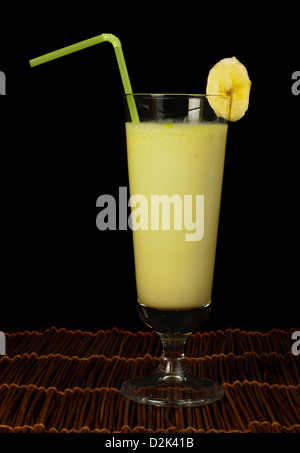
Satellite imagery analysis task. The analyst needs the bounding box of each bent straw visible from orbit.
[29,33,139,122]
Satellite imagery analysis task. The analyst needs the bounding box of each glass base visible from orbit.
[121,303,223,407]
[121,372,224,407]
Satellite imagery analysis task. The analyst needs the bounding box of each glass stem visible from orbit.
[157,333,190,376]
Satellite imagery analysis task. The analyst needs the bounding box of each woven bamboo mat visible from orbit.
[0,327,299,433]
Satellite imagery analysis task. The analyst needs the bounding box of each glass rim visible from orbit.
[124,93,231,99]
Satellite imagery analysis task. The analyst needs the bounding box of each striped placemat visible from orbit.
[0,327,299,433]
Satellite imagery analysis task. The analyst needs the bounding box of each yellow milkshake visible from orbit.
[126,121,228,310]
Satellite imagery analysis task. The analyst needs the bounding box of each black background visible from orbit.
[0,5,299,333]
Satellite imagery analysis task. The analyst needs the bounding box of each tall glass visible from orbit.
[121,94,230,406]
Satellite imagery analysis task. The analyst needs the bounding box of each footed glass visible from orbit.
[121,94,230,406]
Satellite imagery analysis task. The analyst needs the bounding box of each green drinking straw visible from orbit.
[29,33,139,123]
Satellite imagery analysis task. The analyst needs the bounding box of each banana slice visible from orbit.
[206,57,251,122]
